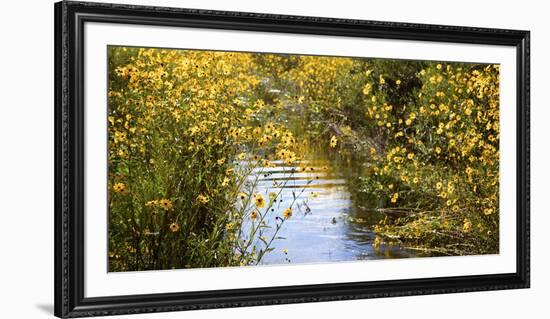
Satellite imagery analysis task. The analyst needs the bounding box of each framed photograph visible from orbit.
[54,1,530,317]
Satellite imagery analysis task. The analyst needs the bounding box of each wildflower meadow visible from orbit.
[107,46,499,271]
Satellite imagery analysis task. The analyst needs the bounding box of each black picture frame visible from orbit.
[54,1,530,317]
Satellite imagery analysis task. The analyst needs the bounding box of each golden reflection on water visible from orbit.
[243,141,415,265]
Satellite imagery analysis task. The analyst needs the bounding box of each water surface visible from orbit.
[245,151,415,265]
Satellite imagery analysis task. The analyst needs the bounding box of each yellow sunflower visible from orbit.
[159,198,173,211]
[113,182,126,194]
[254,194,266,208]
[283,207,292,219]
[169,222,180,232]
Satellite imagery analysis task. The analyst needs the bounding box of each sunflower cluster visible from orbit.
[358,63,500,255]
[107,46,501,272]
[107,47,310,271]
[264,55,500,255]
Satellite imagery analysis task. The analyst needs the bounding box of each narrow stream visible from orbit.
[236,104,418,265]
[245,147,416,265]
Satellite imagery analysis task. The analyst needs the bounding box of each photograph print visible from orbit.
[107,46,500,272]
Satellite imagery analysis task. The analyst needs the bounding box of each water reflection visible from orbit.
[246,150,415,266]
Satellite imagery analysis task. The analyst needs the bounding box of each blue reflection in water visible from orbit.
[242,157,415,266]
